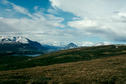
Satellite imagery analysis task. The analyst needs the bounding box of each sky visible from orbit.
[0,0,126,46]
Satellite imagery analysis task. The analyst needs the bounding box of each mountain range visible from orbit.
[0,36,78,56]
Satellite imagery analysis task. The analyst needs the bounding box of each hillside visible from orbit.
[0,45,126,84]
[0,55,31,65]
[1,45,126,71]
[0,54,126,84]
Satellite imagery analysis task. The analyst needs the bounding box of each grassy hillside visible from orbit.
[0,55,31,65]
[1,45,126,71]
[0,54,126,84]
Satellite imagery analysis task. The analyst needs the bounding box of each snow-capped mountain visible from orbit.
[0,36,43,55]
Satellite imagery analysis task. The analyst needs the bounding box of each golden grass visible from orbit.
[0,55,126,84]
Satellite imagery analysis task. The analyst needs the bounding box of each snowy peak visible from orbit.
[0,36,43,55]
[0,36,29,43]
[15,37,28,43]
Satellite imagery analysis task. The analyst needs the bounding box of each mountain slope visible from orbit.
[0,54,126,84]
[0,55,32,65]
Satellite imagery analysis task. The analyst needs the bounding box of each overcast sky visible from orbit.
[0,0,126,46]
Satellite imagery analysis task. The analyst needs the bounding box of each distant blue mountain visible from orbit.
[64,43,78,49]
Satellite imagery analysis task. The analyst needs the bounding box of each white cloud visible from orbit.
[81,41,94,46]
[12,4,31,17]
[0,12,65,35]
[76,41,112,46]
[68,19,98,29]
[94,42,112,46]
[4,0,32,17]
[118,12,126,17]
[50,0,60,8]
[50,0,126,42]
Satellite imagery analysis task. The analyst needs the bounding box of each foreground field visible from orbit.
[0,54,126,84]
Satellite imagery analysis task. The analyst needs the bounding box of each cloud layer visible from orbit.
[50,0,126,42]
